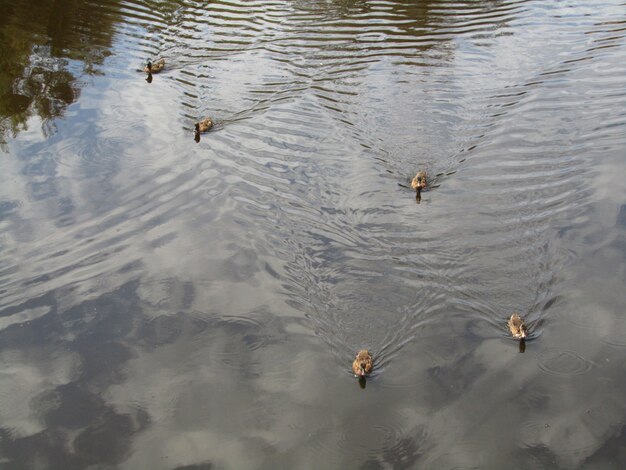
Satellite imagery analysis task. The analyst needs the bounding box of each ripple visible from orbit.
[332,416,409,459]
[423,442,487,469]
[601,319,626,349]
[377,354,441,390]
[537,349,593,377]
[219,315,269,352]
[0,306,50,332]
[347,423,401,450]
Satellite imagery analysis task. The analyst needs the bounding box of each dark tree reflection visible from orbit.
[0,0,119,145]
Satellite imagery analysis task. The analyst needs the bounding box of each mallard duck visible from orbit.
[352,349,373,377]
[411,171,427,191]
[508,313,528,339]
[144,59,165,74]
[195,117,214,134]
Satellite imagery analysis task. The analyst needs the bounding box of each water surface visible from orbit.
[1,0,626,468]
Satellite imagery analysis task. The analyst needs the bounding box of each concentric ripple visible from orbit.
[536,349,594,377]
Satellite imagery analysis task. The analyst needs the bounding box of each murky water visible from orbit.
[1,0,625,468]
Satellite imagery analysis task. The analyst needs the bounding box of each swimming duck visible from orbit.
[508,313,528,339]
[411,171,427,192]
[144,59,165,74]
[195,117,214,134]
[352,349,373,377]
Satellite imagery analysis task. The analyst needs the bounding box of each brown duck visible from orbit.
[352,349,373,377]
[411,171,427,192]
[508,313,528,339]
[195,117,214,134]
[144,59,165,74]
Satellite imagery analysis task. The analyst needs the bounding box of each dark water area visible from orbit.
[1,0,625,468]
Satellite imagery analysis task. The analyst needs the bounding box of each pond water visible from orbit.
[1,0,625,468]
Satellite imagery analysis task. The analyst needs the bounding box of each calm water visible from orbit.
[1,0,626,468]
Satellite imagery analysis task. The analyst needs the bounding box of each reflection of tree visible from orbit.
[0,0,119,147]
[289,0,510,44]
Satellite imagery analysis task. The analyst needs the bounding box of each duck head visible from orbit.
[518,324,528,339]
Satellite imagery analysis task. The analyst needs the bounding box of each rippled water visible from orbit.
[1,0,625,468]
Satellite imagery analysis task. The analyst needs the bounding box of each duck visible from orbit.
[508,313,528,339]
[144,59,165,74]
[352,349,373,377]
[195,117,214,134]
[411,171,427,192]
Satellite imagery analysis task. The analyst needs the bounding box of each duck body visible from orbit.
[352,349,373,377]
[195,117,214,133]
[144,58,165,74]
[411,171,427,191]
[508,313,528,339]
